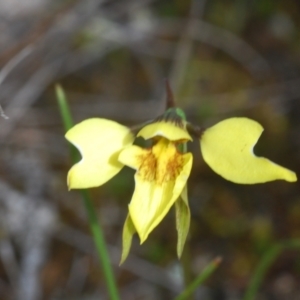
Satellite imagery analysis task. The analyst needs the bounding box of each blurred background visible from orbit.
[0,0,300,299]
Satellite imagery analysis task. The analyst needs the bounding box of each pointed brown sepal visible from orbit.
[165,79,176,109]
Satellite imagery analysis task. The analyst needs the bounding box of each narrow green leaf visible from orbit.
[243,239,300,300]
[175,257,222,300]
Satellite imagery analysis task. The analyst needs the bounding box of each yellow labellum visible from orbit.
[137,121,192,141]
[119,138,193,242]
[66,118,134,189]
[200,117,297,184]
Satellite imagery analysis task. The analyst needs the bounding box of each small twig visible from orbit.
[0,0,77,68]
[0,45,34,120]
[0,46,34,87]
[169,0,207,96]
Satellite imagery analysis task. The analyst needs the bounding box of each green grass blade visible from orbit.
[175,257,222,300]
[243,239,300,300]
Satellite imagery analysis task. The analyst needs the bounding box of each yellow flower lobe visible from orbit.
[65,118,134,189]
[200,117,297,183]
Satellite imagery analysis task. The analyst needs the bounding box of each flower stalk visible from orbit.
[56,85,120,300]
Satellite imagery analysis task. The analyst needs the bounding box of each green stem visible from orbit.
[175,257,222,300]
[243,239,300,300]
[56,85,120,300]
[81,190,120,300]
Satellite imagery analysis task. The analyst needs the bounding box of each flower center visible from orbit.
[137,138,185,185]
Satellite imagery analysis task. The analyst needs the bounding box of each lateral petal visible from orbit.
[200,117,297,184]
[66,118,134,189]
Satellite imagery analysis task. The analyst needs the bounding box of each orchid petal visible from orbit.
[66,118,134,189]
[138,121,192,141]
[200,117,297,184]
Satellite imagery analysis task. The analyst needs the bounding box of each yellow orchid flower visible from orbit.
[65,107,297,263]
